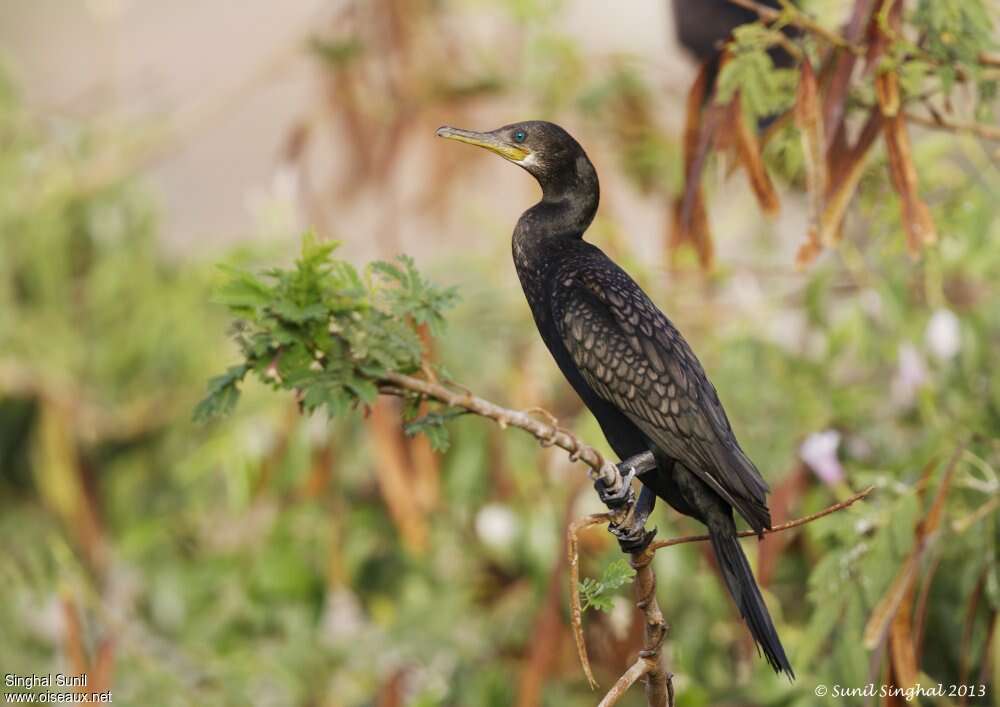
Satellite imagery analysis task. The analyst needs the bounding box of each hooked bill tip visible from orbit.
[436,126,453,138]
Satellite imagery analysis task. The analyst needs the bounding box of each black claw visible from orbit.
[610,523,657,553]
[595,466,635,509]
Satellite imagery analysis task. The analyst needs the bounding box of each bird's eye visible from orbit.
[513,129,527,143]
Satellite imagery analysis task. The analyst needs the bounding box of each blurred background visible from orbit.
[0,1,997,705]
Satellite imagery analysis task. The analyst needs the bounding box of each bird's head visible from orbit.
[436,120,595,197]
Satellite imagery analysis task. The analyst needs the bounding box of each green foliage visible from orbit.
[579,559,635,613]
[913,0,996,68]
[198,237,458,423]
[402,408,468,452]
[716,24,798,121]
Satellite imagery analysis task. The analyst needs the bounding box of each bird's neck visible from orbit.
[512,156,600,267]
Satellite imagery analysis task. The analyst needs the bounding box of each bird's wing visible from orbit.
[551,259,771,531]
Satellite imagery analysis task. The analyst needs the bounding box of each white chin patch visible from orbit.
[516,152,539,169]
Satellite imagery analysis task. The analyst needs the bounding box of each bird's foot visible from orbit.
[610,484,657,553]
[594,451,657,510]
[610,522,657,554]
[594,466,635,510]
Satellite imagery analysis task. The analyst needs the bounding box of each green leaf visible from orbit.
[213,266,273,310]
[716,25,798,122]
[196,235,457,427]
[192,364,249,423]
[579,558,636,613]
[403,409,467,453]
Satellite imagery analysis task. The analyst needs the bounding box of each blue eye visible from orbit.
[513,129,526,143]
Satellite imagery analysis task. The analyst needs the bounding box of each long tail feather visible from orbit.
[709,526,794,678]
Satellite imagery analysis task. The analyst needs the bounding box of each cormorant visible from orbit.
[437,120,793,678]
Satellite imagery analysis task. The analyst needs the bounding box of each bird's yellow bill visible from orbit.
[436,126,530,162]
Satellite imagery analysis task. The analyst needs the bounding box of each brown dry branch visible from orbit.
[378,372,626,494]
[863,448,963,652]
[794,59,827,265]
[377,372,670,704]
[379,371,874,706]
[672,61,718,270]
[649,485,873,551]
[728,94,781,216]
[817,108,883,248]
[569,513,615,690]
[875,1,937,256]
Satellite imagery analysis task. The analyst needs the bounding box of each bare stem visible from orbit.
[903,111,1000,143]
[568,513,613,690]
[649,485,874,551]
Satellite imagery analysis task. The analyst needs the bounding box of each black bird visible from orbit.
[438,120,793,678]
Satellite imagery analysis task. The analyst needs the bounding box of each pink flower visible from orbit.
[891,343,928,408]
[800,430,844,485]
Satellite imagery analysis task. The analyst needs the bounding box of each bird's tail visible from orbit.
[709,525,795,679]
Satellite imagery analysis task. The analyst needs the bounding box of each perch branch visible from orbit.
[570,485,873,699]
[649,485,874,551]
[380,373,874,706]
[379,371,672,705]
[379,371,627,498]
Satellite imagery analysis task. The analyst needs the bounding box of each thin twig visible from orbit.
[568,513,613,690]
[649,485,874,551]
[904,111,1000,142]
[726,0,863,54]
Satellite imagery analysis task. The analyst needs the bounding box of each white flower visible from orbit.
[800,430,843,485]
[892,343,928,408]
[321,589,364,645]
[475,504,518,548]
[925,308,961,361]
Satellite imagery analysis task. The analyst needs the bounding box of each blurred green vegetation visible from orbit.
[1,1,999,705]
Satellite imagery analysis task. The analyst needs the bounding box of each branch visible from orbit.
[727,0,1000,77]
[570,485,873,700]
[379,371,671,705]
[725,0,863,54]
[903,111,1000,143]
[649,485,874,552]
[378,371,628,497]
[381,372,874,705]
